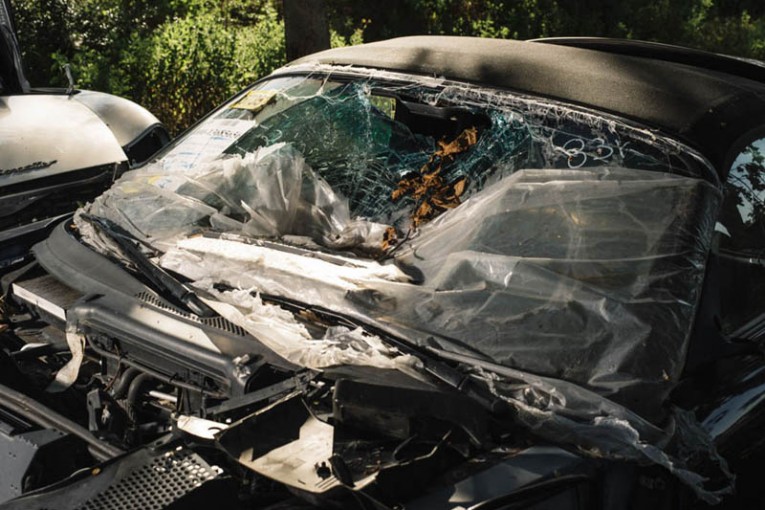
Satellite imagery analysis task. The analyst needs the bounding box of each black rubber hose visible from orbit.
[126,373,155,423]
[111,367,140,400]
[0,381,124,461]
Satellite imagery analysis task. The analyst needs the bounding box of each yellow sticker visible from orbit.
[231,90,277,112]
[369,95,397,120]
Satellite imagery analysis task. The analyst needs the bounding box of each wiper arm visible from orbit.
[82,214,216,318]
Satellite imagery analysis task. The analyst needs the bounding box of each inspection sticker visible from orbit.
[230,90,278,112]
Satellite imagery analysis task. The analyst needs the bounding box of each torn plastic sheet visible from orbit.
[392,167,720,416]
[155,167,727,500]
[224,82,533,227]
[77,73,716,254]
[73,69,728,498]
[434,352,734,504]
[159,167,720,420]
[492,380,734,505]
[74,73,716,252]
[78,142,391,254]
[46,326,86,393]
[195,287,421,375]
[163,236,409,291]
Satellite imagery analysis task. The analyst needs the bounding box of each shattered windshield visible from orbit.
[77,68,721,423]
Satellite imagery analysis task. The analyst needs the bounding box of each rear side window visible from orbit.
[721,137,765,255]
[719,135,765,337]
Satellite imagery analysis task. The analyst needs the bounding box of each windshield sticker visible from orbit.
[160,119,252,173]
[230,90,278,112]
[369,95,397,119]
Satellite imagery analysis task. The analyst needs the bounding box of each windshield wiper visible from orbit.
[82,214,216,318]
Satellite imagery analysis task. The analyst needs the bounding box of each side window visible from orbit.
[721,138,765,254]
[719,136,765,337]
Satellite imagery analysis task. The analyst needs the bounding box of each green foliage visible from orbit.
[122,7,286,133]
[684,10,765,59]
[11,0,291,133]
[233,6,286,84]
[130,14,239,133]
[9,0,765,133]
[330,26,366,48]
[12,0,74,87]
[326,0,565,41]
[329,0,765,60]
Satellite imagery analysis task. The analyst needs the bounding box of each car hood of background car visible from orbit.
[0,92,136,184]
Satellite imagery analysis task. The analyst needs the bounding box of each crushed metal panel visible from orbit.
[218,394,375,494]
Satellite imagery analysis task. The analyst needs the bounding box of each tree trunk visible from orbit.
[283,0,330,62]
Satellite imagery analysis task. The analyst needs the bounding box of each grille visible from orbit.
[77,448,217,510]
[135,291,246,337]
[199,315,247,336]
[135,291,191,318]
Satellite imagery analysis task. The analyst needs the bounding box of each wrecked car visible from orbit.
[0,0,170,268]
[1,35,765,509]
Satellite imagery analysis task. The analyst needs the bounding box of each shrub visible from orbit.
[119,7,286,134]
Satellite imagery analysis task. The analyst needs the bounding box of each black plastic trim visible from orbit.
[69,296,242,398]
[33,222,157,299]
[122,123,171,167]
[0,381,124,461]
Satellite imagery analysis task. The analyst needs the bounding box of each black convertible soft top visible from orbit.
[290,36,765,176]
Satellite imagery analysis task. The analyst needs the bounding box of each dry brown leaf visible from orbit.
[381,226,398,251]
[436,126,478,157]
[387,127,479,238]
[452,176,467,197]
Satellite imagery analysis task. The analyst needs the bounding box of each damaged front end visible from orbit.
[0,66,745,508]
